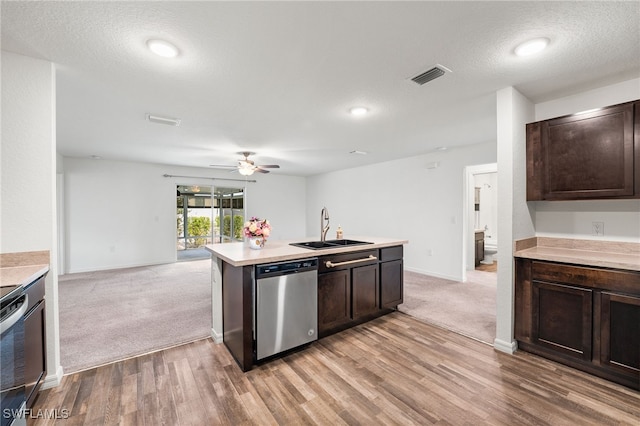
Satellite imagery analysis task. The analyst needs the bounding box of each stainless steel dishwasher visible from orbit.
[255,258,318,360]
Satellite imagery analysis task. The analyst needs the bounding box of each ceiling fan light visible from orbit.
[238,167,254,176]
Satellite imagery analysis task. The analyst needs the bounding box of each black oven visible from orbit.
[1,286,27,426]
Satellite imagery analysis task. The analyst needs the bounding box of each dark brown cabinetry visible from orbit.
[380,246,403,309]
[317,246,404,338]
[318,269,351,334]
[352,264,379,319]
[531,281,592,361]
[23,275,47,408]
[526,99,640,200]
[515,258,640,390]
[317,249,380,337]
[599,292,640,380]
[474,231,484,267]
[221,245,405,371]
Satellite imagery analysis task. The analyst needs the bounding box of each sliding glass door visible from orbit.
[213,187,245,243]
[176,185,245,257]
[176,185,213,252]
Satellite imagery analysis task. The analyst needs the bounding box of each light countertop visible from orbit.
[513,237,640,272]
[0,250,50,288]
[206,236,408,267]
[0,264,50,288]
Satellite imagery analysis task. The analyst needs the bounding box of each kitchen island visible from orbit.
[206,236,408,371]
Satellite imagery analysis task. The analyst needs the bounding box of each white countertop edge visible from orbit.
[205,237,408,267]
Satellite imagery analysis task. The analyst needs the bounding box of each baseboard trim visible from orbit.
[494,338,517,354]
[65,259,178,275]
[211,328,223,344]
[403,266,460,282]
[41,365,64,390]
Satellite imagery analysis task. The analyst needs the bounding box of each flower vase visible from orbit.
[248,237,264,250]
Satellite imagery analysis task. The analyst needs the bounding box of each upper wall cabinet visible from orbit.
[526,100,640,200]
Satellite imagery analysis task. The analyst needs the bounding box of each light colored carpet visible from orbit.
[398,269,496,344]
[59,259,212,373]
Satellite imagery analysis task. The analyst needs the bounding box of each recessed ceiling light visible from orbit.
[514,37,550,57]
[146,39,179,58]
[349,150,368,155]
[434,146,448,151]
[349,107,369,116]
[146,114,181,126]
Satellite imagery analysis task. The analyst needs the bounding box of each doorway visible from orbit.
[463,163,498,281]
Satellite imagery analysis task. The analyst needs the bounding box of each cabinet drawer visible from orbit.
[379,246,403,262]
[318,249,378,273]
[532,261,640,294]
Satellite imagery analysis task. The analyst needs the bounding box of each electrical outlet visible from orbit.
[592,222,604,237]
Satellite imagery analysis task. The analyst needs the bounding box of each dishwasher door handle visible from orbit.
[325,255,377,268]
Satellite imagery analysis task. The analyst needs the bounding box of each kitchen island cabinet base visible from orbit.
[220,245,405,371]
[221,263,253,371]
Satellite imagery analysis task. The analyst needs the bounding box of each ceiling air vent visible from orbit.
[411,64,451,85]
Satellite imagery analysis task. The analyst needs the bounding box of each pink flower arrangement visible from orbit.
[243,217,271,240]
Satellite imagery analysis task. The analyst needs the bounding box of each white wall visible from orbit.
[532,77,640,243]
[62,158,306,272]
[1,51,62,387]
[495,86,535,354]
[306,141,497,281]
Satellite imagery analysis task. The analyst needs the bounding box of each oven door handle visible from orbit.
[0,294,28,334]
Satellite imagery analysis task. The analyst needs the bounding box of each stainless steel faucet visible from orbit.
[320,207,330,241]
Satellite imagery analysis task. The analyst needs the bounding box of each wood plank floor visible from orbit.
[29,312,640,425]
[475,261,497,273]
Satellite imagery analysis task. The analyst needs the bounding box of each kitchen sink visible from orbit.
[290,239,372,250]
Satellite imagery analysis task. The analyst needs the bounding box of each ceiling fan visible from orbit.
[210,151,280,176]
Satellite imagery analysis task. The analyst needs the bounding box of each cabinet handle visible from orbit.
[325,255,377,268]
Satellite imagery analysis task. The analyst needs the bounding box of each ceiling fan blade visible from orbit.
[209,164,236,168]
[254,167,270,173]
[257,164,280,168]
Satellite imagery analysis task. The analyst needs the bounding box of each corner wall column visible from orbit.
[495,86,535,353]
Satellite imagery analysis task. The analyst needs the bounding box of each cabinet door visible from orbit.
[380,260,403,309]
[532,281,592,361]
[600,292,640,379]
[318,270,351,334]
[352,264,379,319]
[25,300,46,409]
[541,102,634,199]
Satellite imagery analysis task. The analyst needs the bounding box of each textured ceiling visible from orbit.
[2,1,639,176]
